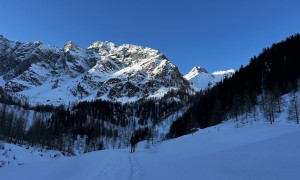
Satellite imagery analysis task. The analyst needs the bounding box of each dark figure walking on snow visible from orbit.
[130,134,136,153]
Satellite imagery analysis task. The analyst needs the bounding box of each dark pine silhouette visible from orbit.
[169,34,300,138]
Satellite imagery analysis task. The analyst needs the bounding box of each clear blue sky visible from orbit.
[1,0,300,74]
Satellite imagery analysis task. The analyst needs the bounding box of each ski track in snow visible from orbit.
[91,149,143,180]
[128,153,143,180]
[128,154,134,180]
[94,151,131,180]
[96,153,120,180]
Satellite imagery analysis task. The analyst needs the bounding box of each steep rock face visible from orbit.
[87,44,189,100]
[184,66,235,90]
[0,35,189,105]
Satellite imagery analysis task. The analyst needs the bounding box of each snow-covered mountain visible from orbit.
[0,35,190,105]
[184,66,235,90]
[0,34,237,106]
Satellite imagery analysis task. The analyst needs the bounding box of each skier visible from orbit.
[130,134,136,153]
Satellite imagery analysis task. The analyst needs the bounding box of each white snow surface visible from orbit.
[212,69,236,75]
[0,143,63,168]
[1,119,299,180]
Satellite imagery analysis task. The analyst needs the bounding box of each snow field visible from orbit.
[0,119,299,180]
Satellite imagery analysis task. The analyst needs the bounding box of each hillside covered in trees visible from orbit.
[169,34,300,137]
[0,88,190,154]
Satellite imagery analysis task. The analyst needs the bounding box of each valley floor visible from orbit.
[0,120,299,180]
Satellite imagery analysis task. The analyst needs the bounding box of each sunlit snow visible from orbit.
[1,118,299,180]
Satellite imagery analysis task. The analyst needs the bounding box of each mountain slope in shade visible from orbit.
[0,35,189,105]
[184,66,235,90]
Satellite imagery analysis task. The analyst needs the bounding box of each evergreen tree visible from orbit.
[288,90,300,124]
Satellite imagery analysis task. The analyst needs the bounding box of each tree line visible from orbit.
[0,87,191,154]
[169,34,300,138]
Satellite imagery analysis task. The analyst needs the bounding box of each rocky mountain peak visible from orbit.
[0,34,5,41]
[88,41,117,55]
[184,66,208,80]
[184,66,235,91]
[192,66,208,73]
[63,41,81,52]
[0,34,9,51]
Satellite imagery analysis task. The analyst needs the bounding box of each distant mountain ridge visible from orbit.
[0,35,233,105]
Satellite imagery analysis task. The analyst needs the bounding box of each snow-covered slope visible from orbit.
[0,143,62,168]
[0,35,189,105]
[1,118,299,180]
[185,66,235,90]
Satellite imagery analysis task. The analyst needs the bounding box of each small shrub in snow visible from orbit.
[67,147,76,156]
[52,153,61,158]
[0,160,6,168]
[0,141,4,150]
[2,150,9,158]
[144,140,151,149]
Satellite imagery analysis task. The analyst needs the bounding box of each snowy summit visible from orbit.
[184,66,235,90]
